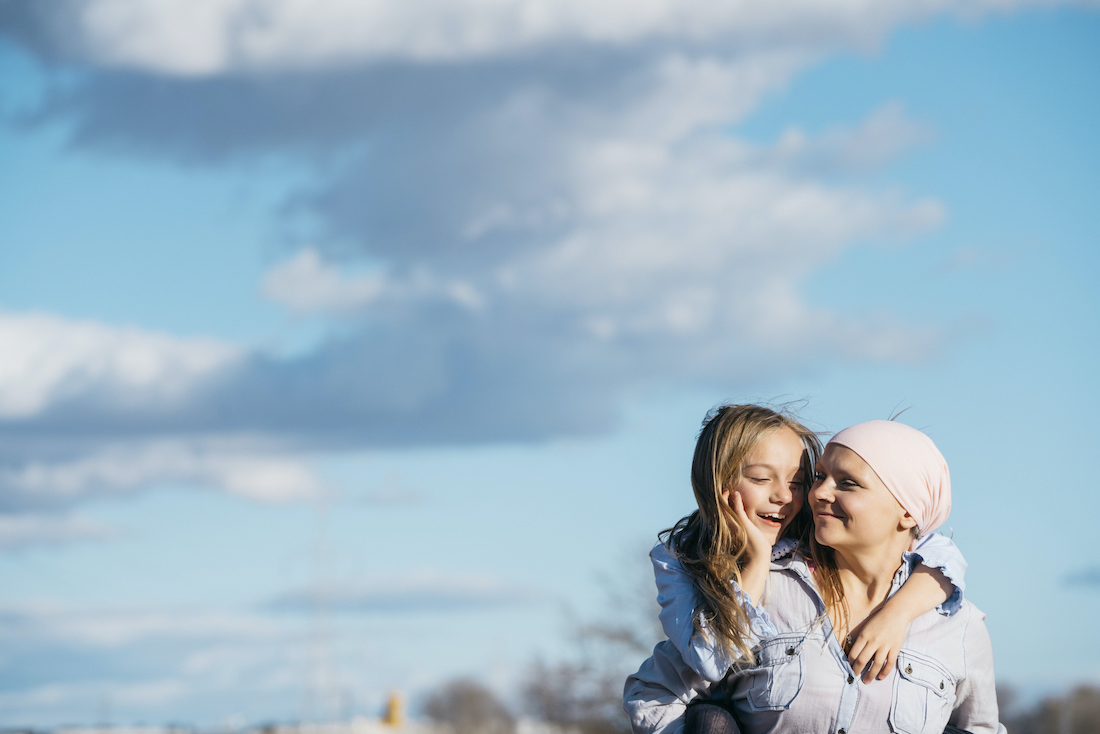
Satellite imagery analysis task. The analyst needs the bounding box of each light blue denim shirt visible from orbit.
[649,534,967,684]
[625,546,1003,734]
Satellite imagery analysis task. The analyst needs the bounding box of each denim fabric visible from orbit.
[625,551,1004,734]
[651,540,788,684]
[650,532,967,684]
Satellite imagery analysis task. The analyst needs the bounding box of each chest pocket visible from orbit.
[745,634,806,711]
[890,649,956,734]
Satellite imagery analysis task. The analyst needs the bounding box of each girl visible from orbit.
[625,406,968,734]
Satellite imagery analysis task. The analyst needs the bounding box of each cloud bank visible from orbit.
[3,0,1084,531]
[0,570,534,723]
[266,571,536,614]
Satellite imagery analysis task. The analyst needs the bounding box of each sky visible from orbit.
[0,0,1099,727]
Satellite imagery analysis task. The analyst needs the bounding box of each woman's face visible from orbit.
[724,426,807,546]
[810,443,915,554]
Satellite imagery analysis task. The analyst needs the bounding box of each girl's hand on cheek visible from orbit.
[730,491,772,562]
[730,491,770,605]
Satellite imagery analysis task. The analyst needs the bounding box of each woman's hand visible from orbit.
[846,609,908,682]
[728,491,770,604]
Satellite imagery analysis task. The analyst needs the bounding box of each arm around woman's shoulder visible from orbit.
[651,543,775,683]
[908,533,968,615]
[950,602,1007,734]
[624,639,712,734]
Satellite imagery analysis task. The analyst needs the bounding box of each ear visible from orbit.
[899,511,918,531]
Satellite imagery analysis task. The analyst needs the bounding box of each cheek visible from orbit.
[731,478,765,510]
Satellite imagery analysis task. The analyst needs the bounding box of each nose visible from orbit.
[810,478,833,505]
[773,481,793,504]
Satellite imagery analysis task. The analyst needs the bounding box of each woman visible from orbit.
[625,420,1003,734]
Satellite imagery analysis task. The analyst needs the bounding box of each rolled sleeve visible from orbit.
[907,533,968,616]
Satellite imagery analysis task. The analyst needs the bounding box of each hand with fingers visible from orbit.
[727,490,773,564]
[846,608,908,682]
[845,564,953,682]
[725,490,772,605]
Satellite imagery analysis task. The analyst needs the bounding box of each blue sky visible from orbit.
[1,0,1099,727]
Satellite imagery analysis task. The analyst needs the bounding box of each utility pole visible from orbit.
[303,493,334,722]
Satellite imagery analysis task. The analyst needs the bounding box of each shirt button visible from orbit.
[847,674,854,684]
[905,665,913,674]
[839,729,846,734]
[787,647,796,655]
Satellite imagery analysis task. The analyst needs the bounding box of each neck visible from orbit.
[825,534,912,636]
[834,547,904,604]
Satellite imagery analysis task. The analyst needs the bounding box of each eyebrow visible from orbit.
[743,463,801,474]
[826,465,865,482]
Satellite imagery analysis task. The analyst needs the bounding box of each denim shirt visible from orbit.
[650,534,967,684]
[624,549,1004,734]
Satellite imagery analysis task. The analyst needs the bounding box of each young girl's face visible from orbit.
[724,426,807,545]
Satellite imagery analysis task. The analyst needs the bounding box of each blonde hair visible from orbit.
[661,404,821,663]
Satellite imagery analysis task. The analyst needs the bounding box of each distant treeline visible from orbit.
[999,685,1100,734]
[421,680,1100,734]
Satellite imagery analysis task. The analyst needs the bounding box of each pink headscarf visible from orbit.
[827,420,951,549]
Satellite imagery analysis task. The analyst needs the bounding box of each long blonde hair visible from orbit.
[661,404,821,663]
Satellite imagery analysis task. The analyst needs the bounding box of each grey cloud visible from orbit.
[12,45,646,162]
[1065,567,1100,588]
[361,473,428,506]
[0,315,624,512]
[766,102,933,177]
[0,320,621,443]
[0,513,116,551]
[0,603,299,725]
[0,606,225,697]
[4,0,1079,77]
[0,3,959,509]
[265,573,536,615]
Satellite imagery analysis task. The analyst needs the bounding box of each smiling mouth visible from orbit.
[757,513,786,527]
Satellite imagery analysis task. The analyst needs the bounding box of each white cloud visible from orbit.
[769,101,932,174]
[41,0,1095,75]
[0,313,322,509]
[0,679,188,710]
[0,601,283,647]
[361,472,427,506]
[0,440,323,507]
[0,601,299,723]
[258,94,944,368]
[262,247,487,315]
[267,570,536,613]
[0,1,996,495]
[0,513,116,550]
[0,311,240,419]
[261,247,385,313]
